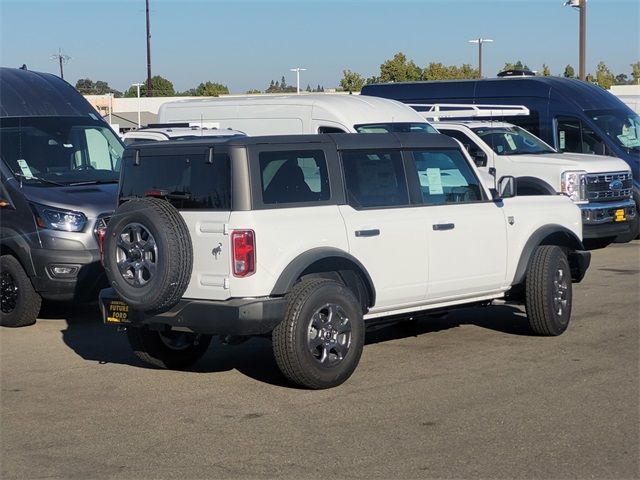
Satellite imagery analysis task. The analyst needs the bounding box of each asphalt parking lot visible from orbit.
[1,241,638,480]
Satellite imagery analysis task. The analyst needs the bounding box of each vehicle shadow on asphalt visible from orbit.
[54,303,532,388]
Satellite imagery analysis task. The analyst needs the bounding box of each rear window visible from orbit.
[119,152,231,210]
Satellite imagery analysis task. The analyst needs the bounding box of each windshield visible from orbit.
[354,122,438,134]
[0,116,124,186]
[471,125,556,156]
[588,109,640,151]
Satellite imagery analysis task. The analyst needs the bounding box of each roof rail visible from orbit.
[409,103,530,121]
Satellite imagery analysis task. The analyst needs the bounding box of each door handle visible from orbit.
[432,223,455,231]
[355,229,380,237]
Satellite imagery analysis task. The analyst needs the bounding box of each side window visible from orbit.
[341,150,409,208]
[83,128,113,169]
[259,150,329,205]
[441,129,487,166]
[318,126,347,134]
[410,149,484,205]
[556,116,607,155]
[506,111,541,138]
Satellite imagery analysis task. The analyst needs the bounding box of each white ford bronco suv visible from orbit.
[419,104,636,250]
[99,133,591,389]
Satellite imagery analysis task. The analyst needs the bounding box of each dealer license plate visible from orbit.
[105,299,131,324]
[614,209,626,222]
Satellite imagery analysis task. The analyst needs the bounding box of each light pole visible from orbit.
[564,0,586,81]
[132,83,144,128]
[468,38,493,78]
[290,67,307,94]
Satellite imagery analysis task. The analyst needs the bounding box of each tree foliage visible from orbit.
[502,60,530,72]
[379,52,422,83]
[541,64,551,76]
[595,61,615,89]
[631,61,640,84]
[75,78,121,97]
[563,65,575,78]
[195,81,229,97]
[421,62,478,80]
[339,69,365,92]
[124,75,175,97]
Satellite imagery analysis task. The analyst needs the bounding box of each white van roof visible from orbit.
[158,94,429,127]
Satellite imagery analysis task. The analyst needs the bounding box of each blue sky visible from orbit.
[1,0,638,93]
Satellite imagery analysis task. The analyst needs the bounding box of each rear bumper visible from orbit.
[99,288,287,336]
[580,199,636,239]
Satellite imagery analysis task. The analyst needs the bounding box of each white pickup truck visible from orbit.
[419,104,636,249]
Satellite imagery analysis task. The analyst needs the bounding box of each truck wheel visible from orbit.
[272,278,364,389]
[525,246,572,336]
[0,255,41,327]
[103,198,192,313]
[127,326,212,369]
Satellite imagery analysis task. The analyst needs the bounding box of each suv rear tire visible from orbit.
[0,255,41,328]
[127,326,212,369]
[103,198,193,313]
[272,278,364,389]
[525,246,572,336]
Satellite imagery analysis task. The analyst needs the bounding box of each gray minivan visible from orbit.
[0,67,124,326]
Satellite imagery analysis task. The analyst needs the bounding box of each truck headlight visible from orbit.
[560,171,587,204]
[31,204,87,232]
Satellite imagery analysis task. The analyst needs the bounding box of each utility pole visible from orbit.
[468,38,493,78]
[565,0,587,81]
[50,49,71,79]
[146,0,153,96]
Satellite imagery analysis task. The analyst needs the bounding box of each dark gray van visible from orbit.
[362,77,640,241]
[0,67,124,327]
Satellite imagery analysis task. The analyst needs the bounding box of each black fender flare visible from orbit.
[516,176,557,195]
[512,224,585,285]
[270,247,376,307]
[0,227,36,277]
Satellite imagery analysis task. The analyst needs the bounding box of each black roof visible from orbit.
[127,133,459,155]
[0,67,97,118]
[361,77,630,112]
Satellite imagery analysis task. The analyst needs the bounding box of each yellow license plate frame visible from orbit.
[105,300,131,324]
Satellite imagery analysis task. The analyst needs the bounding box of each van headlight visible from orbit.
[31,204,87,232]
[560,171,587,204]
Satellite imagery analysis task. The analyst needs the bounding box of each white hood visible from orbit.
[506,152,630,174]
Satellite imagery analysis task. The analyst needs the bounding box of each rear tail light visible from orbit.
[231,230,255,277]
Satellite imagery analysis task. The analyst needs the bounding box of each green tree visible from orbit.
[502,60,529,72]
[595,61,614,89]
[75,78,95,94]
[631,61,640,84]
[614,73,629,85]
[75,78,121,96]
[195,81,229,97]
[124,76,175,97]
[541,64,551,76]
[563,65,575,78]
[246,89,262,94]
[339,69,365,93]
[379,52,422,83]
[421,62,479,80]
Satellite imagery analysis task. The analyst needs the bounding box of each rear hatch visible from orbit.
[119,143,232,301]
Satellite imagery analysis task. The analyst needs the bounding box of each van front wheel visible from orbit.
[0,255,41,328]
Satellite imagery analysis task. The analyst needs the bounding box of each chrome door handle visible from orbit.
[432,223,455,231]
[355,229,380,237]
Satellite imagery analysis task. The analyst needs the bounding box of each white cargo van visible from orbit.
[156,94,437,135]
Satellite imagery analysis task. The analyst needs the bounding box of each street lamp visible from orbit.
[290,67,307,94]
[468,38,493,78]
[564,0,587,81]
[131,83,144,128]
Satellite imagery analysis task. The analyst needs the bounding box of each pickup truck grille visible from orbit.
[586,172,632,202]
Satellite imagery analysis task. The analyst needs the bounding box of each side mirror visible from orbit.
[497,176,517,199]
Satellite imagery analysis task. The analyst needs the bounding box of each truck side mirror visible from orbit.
[497,176,517,199]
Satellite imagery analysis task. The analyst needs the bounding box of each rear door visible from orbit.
[338,148,429,311]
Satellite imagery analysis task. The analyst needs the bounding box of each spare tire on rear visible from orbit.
[103,197,192,313]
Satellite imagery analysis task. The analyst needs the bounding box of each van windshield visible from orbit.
[0,116,124,186]
[354,122,437,134]
[471,125,556,155]
[588,109,640,151]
